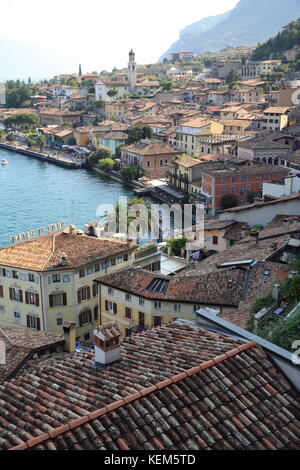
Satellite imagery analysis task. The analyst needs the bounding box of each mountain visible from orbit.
[159,0,300,61]
[252,18,300,60]
[0,39,79,80]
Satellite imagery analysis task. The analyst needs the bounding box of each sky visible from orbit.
[0,0,239,73]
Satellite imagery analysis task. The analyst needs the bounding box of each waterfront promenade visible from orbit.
[0,142,86,169]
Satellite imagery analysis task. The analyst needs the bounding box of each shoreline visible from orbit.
[0,142,85,169]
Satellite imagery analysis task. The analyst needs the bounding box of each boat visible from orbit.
[1,159,8,165]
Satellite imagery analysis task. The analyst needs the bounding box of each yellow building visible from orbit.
[168,157,203,194]
[175,118,224,156]
[95,266,243,337]
[0,226,135,342]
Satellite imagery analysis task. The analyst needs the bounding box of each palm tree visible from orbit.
[106,197,159,244]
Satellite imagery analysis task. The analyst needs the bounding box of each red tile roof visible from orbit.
[0,326,64,383]
[96,267,245,307]
[8,335,300,451]
[0,230,134,271]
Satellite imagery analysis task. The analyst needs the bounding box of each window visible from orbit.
[93,283,99,297]
[147,161,150,167]
[77,286,91,303]
[52,274,61,283]
[213,236,218,245]
[0,269,6,277]
[14,312,21,319]
[154,301,161,310]
[123,254,129,262]
[111,258,116,266]
[193,304,201,313]
[62,274,70,283]
[0,286,3,298]
[26,315,40,330]
[154,316,162,327]
[79,309,92,327]
[95,263,100,272]
[79,268,85,278]
[12,271,19,279]
[49,293,67,307]
[230,186,235,193]
[174,303,181,312]
[139,297,145,306]
[160,160,163,166]
[125,307,132,319]
[108,287,114,296]
[57,317,63,326]
[84,333,90,341]
[9,288,23,302]
[86,267,94,275]
[25,291,40,306]
[105,300,117,314]
[125,293,131,302]
[29,273,35,283]
[221,187,226,193]
[139,312,145,327]
[94,305,99,321]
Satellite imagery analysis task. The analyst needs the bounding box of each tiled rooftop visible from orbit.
[96,267,245,307]
[0,322,246,449]
[0,326,64,383]
[6,327,300,451]
[0,229,133,271]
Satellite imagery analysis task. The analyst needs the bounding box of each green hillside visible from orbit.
[252,19,300,61]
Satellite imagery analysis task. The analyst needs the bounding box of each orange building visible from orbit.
[120,140,178,179]
[201,165,289,215]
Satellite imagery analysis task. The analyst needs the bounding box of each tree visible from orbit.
[86,146,112,166]
[220,194,239,210]
[36,135,46,152]
[107,88,118,99]
[127,126,153,144]
[120,165,144,182]
[226,69,241,88]
[161,81,173,91]
[98,158,115,172]
[167,237,187,257]
[3,113,40,131]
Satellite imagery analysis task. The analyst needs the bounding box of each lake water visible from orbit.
[0,148,134,247]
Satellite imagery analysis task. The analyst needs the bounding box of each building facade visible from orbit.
[0,227,135,342]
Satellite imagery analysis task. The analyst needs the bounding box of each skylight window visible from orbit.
[147,278,169,294]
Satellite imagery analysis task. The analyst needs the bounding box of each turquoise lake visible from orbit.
[0,148,134,247]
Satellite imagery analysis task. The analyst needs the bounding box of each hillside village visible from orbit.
[0,18,300,452]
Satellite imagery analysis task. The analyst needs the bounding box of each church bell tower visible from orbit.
[128,49,137,93]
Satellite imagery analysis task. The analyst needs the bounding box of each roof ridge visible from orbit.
[41,232,57,271]
[9,341,257,451]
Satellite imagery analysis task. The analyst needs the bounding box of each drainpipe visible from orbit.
[37,272,46,331]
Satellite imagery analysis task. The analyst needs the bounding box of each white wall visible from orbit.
[220,199,300,226]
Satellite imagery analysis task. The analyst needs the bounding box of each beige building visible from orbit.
[95,266,244,336]
[0,227,135,342]
[175,118,224,156]
[262,107,290,131]
[39,108,82,126]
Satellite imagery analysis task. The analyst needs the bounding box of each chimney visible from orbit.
[272,284,281,305]
[167,243,172,257]
[69,225,76,235]
[94,321,122,368]
[63,321,76,353]
[250,230,259,246]
[127,237,133,249]
[271,242,278,251]
[61,253,68,266]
